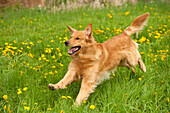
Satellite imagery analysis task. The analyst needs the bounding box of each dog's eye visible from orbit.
[76,37,80,40]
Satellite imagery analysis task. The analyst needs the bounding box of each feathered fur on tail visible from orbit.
[123,12,149,38]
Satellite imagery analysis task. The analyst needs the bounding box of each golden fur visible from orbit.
[48,12,149,106]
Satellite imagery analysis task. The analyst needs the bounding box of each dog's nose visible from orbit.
[65,41,69,46]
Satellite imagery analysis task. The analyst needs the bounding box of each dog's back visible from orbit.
[101,13,149,73]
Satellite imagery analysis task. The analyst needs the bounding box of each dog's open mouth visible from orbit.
[68,46,81,55]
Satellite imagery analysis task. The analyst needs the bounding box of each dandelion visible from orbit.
[55,71,58,73]
[34,103,38,105]
[56,48,61,52]
[52,66,56,68]
[3,95,7,100]
[30,42,34,45]
[59,63,63,67]
[48,108,52,110]
[139,36,146,43]
[167,97,169,102]
[138,78,142,81]
[60,110,64,113]
[83,100,86,103]
[140,52,144,54]
[90,105,96,109]
[23,87,28,91]
[59,53,62,57]
[52,55,55,59]
[24,106,30,111]
[67,96,72,99]
[79,25,82,28]
[4,105,6,109]
[62,96,67,99]
[20,71,23,75]
[106,28,110,31]
[125,11,130,16]
[49,71,54,75]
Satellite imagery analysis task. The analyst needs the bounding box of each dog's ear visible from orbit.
[85,23,92,38]
[67,25,76,35]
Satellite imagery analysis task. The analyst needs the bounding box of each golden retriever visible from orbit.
[48,12,149,106]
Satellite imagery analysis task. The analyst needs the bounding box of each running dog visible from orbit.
[49,12,149,106]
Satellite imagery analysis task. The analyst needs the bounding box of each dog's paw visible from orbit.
[48,84,56,90]
[48,83,66,90]
[72,102,80,109]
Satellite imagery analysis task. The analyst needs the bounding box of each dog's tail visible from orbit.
[123,12,149,38]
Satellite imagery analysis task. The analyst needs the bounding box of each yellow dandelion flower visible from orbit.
[59,63,63,67]
[83,100,86,103]
[34,103,38,105]
[48,108,52,110]
[30,42,34,45]
[139,36,146,43]
[138,78,142,81]
[140,52,144,54]
[23,87,28,91]
[52,66,56,68]
[62,96,67,99]
[167,97,169,102]
[106,28,110,31]
[90,105,96,109]
[20,71,23,75]
[153,58,157,61]
[67,96,72,99]
[52,55,55,59]
[3,95,7,100]
[56,48,60,52]
[79,25,82,28]
[49,71,53,75]
[17,90,22,95]
[125,11,130,16]
[59,53,62,57]
[60,110,64,113]
[4,105,6,109]
[24,106,30,111]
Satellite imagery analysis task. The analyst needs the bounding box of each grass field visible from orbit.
[0,1,169,113]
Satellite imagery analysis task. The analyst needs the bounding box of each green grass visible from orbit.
[0,1,169,113]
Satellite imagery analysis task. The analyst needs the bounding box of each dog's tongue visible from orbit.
[68,47,77,54]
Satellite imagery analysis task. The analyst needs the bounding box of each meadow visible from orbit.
[0,1,169,113]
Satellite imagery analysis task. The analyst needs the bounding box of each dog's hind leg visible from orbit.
[119,59,135,73]
[138,59,146,72]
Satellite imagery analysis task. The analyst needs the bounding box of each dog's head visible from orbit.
[65,23,95,55]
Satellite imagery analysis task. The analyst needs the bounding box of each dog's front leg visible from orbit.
[48,69,77,90]
[74,77,97,106]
